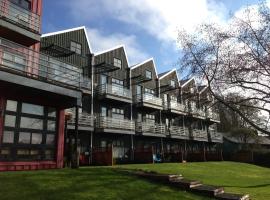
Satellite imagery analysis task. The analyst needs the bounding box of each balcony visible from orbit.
[206,111,220,122]
[0,0,40,44]
[134,94,163,110]
[192,129,208,141]
[0,37,83,101]
[209,129,223,143]
[189,105,206,119]
[135,122,167,137]
[169,125,189,139]
[165,99,187,115]
[95,116,135,134]
[67,112,95,131]
[96,84,132,103]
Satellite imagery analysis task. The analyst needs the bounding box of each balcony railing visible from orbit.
[168,100,186,113]
[190,105,206,118]
[192,129,208,139]
[209,129,223,141]
[0,37,83,89]
[0,0,40,33]
[136,122,166,135]
[169,125,188,137]
[135,94,163,107]
[96,116,135,131]
[68,112,95,127]
[96,84,132,99]
[206,111,220,121]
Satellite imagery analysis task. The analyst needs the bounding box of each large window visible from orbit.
[0,100,57,162]
[70,41,82,55]
[11,0,31,10]
[113,58,122,69]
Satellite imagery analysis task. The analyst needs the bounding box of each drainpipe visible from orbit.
[90,53,95,165]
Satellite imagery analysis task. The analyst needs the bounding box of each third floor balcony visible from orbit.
[164,99,187,115]
[0,0,41,44]
[96,84,132,103]
[134,94,163,110]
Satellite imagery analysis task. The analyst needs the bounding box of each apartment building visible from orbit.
[0,0,84,171]
[0,0,222,170]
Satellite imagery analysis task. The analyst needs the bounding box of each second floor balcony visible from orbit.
[67,111,95,131]
[0,37,84,100]
[209,129,223,143]
[95,116,135,134]
[135,121,167,137]
[192,129,208,142]
[134,94,163,110]
[169,125,189,139]
[96,84,132,103]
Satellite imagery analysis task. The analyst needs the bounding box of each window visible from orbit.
[70,41,82,55]
[2,131,14,144]
[6,100,17,112]
[145,70,152,79]
[170,80,176,88]
[46,134,55,145]
[47,120,56,131]
[18,132,31,144]
[11,0,31,10]
[2,100,58,162]
[136,85,142,95]
[112,78,124,86]
[101,107,107,117]
[2,52,26,71]
[22,103,44,116]
[112,108,124,119]
[100,75,107,85]
[145,88,155,95]
[113,58,122,69]
[4,115,16,127]
[20,117,43,130]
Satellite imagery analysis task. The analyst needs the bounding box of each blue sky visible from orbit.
[42,0,262,74]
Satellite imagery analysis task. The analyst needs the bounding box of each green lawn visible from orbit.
[120,161,270,200]
[0,167,212,200]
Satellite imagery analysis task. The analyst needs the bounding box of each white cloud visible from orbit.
[86,28,149,65]
[68,0,228,44]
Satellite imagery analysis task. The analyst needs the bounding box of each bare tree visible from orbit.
[178,2,270,135]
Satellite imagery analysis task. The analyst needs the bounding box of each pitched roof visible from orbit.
[130,58,159,78]
[41,26,92,53]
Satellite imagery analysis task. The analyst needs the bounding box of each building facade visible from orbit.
[0,1,222,170]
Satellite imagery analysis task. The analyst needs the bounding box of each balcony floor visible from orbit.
[95,128,135,135]
[98,94,132,104]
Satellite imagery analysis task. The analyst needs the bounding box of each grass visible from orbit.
[0,167,212,200]
[120,161,270,200]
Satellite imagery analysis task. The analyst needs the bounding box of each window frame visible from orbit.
[70,41,82,55]
[145,70,152,79]
[113,58,122,69]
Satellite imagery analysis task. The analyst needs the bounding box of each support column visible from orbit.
[89,131,93,165]
[56,109,65,168]
[203,142,206,161]
[72,106,79,169]
[161,137,164,161]
[130,135,134,162]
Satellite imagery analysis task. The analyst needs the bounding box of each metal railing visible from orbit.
[0,37,82,89]
[190,105,206,118]
[136,122,166,135]
[135,94,163,107]
[96,84,132,99]
[169,125,188,137]
[68,112,95,127]
[192,129,208,139]
[169,99,186,113]
[209,129,223,141]
[0,0,40,33]
[96,116,135,131]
